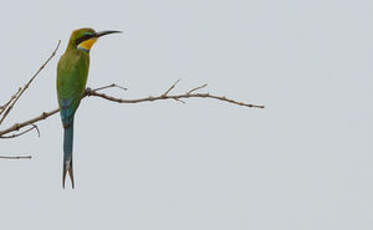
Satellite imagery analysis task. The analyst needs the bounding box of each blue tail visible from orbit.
[63,123,74,189]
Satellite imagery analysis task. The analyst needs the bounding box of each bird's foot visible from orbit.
[84,87,93,96]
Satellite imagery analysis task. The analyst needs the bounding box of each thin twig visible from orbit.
[0,155,32,160]
[0,40,61,125]
[187,83,208,94]
[0,123,40,139]
[162,79,181,96]
[174,98,186,104]
[91,83,127,93]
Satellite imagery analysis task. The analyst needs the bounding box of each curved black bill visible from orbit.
[95,30,122,38]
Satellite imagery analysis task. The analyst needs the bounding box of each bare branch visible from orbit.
[0,40,61,125]
[0,108,59,137]
[0,155,32,160]
[0,82,264,137]
[87,89,265,108]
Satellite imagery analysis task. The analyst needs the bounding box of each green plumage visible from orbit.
[57,28,94,189]
[57,29,92,118]
[57,43,90,122]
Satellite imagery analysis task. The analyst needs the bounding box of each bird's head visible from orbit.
[68,28,121,52]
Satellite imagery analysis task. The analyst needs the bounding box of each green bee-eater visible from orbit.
[57,28,121,188]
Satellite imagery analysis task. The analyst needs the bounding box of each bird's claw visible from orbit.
[84,87,93,96]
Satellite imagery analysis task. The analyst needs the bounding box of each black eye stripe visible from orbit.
[75,34,95,45]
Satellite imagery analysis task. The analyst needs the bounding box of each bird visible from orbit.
[57,28,121,188]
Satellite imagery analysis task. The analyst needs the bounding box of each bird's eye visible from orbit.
[83,32,93,36]
[75,34,93,46]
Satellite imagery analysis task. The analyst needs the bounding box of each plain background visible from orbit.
[0,1,372,229]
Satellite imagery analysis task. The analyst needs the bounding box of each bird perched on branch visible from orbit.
[57,28,121,188]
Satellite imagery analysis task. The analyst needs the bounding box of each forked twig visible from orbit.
[0,40,61,125]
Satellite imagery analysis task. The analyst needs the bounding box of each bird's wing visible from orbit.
[57,52,89,127]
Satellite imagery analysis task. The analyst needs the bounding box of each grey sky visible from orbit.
[0,1,372,229]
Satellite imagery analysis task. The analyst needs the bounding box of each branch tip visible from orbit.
[187,84,208,94]
[162,79,181,96]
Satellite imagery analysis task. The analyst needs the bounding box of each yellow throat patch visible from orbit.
[78,38,97,51]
